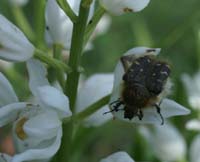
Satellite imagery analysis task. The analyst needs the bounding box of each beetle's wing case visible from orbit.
[122,56,154,84]
[146,61,171,96]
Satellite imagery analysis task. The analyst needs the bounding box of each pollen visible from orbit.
[15,117,28,140]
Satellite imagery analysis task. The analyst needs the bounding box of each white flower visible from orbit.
[99,0,150,16]
[93,15,111,37]
[182,72,200,110]
[110,47,190,125]
[9,0,29,6]
[0,59,71,162]
[190,134,200,162]
[186,119,200,131]
[76,74,114,127]
[182,72,200,131]
[141,123,186,161]
[0,15,34,62]
[0,153,12,162]
[45,0,94,50]
[100,151,135,162]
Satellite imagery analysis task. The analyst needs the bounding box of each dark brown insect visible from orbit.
[105,54,171,124]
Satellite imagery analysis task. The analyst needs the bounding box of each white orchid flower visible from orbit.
[76,74,114,127]
[100,151,135,162]
[110,47,190,125]
[0,59,71,162]
[190,134,200,162]
[182,71,200,110]
[92,15,111,38]
[186,119,200,131]
[9,0,29,6]
[182,72,200,131]
[141,123,186,161]
[99,0,150,16]
[45,0,95,50]
[0,153,12,162]
[0,15,34,62]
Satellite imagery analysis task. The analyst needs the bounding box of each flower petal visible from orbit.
[0,102,27,127]
[45,0,95,49]
[76,74,114,127]
[0,15,34,62]
[45,0,73,49]
[0,72,18,106]
[100,151,135,162]
[186,119,200,131]
[99,0,150,15]
[12,126,62,162]
[37,85,71,118]
[146,123,186,161]
[0,153,12,162]
[160,99,191,118]
[26,59,49,97]
[190,135,200,162]
[112,98,190,125]
[182,73,200,110]
[24,111,61,140]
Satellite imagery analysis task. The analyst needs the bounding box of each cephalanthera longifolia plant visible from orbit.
[0,0,192,162]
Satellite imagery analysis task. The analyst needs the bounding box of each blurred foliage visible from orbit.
[0,0,200,161]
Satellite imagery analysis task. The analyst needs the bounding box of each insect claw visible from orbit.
[154,104,164,125]
[103,108,117,115]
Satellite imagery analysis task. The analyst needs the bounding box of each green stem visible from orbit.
[11,6,35,42]
[65,3,90,112]
[84,6,105,47]
[63,94,111,123]
[195,25,200,67]
[53,44,65,88]
[34,49,72,73]
[176,158,188,162]
[33,0,45,48]
[57,2,90,162]
[56,0,78,23]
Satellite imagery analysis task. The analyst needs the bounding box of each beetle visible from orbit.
[105,54,171,125]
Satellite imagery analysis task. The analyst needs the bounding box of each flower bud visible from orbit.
[9,0,29,6]
[0,15,34,62]
[100,151,135,162]
[99,0,150,15]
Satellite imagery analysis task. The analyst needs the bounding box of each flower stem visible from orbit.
[84,6,105,47]
[65,2,90,112]
[11,5,35,42]
[56,0,78,23]
[58,2,90,162]
[34,49,72,73]
[48,44,65,88]
[63,94,111,123]
[33,0,45,48]
[195,25,200,67]
[176,158,188,162]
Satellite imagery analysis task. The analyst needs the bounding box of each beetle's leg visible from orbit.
[109,98,121,106]
[104,100,124,115]
[154,104,164,125]
[137,109,143,120]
